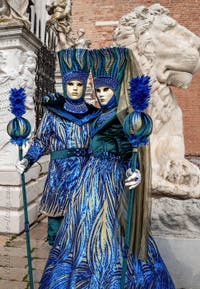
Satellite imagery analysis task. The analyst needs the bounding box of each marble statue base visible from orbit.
[0,155,49,234]
[152,195,200,289]
[155,236,200,289]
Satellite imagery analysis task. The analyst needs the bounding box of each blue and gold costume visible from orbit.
[24,49,99,245]
[38,48,175,288]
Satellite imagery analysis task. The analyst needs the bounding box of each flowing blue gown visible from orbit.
[38,107,175,289]
[25,110,90,216]
[24,95,98,217]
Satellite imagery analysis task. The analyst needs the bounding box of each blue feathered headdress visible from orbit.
[58,48,90,98]
[90,47,129,99]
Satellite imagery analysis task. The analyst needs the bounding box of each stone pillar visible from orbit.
[0,25,49,234]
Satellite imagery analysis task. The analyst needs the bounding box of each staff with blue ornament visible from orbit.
[121,75,153,289]
[7,88,34,289]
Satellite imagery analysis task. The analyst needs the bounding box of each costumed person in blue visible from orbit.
[16,48,99,246]
[38,47,175,288]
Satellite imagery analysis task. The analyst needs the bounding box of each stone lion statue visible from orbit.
[113,4,200,198]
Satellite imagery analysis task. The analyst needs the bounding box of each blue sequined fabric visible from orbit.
[64,98,88,114]
[25,110,90,216]
[63,71,88,86]
[39,155,175,288]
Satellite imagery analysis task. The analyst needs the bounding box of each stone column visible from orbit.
[0,25,49,234]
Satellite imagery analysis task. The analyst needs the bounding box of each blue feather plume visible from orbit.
[128,75,151,112]
[9,88,26,118]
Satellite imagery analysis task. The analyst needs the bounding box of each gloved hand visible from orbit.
[125,168,141,190]
[16,158,29,174]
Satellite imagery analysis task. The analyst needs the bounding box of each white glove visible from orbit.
[125,168,141,190]
[16,158,29,174]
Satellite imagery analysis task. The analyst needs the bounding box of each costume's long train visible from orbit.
[39,155,175,289]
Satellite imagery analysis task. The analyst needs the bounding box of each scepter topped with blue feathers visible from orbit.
[123,75,153,147]
[7,88,31,146]
[6,87,34,289]
[121,75,153,289]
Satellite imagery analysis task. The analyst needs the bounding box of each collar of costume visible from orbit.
[42,92,99,125]
[64,95,88,114]
[90,106,117,137]
[42,92,65,106]
[46,104,100,126]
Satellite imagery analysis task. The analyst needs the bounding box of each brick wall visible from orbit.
[72,0,200,155]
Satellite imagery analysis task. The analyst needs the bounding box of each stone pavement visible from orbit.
[0,215,50,289]
[0,213,198,289]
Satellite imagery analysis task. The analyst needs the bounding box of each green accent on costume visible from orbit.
[120,152,138,289]
[50,148,88,160]
[47,217,63,246]
[91,116,132,164]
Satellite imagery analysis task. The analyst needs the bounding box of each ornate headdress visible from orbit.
[58,48,90,98]
[89,47,129,100]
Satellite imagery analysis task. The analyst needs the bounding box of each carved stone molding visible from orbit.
[0,25,42,51]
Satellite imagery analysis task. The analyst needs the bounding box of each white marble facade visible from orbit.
[0,1,71,235]
[0,25,49,234]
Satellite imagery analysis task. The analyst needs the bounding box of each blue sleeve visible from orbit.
[24,111,52,168]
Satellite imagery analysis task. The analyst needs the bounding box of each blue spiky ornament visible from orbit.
[7,88,31,146]
[123,75,153,147]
